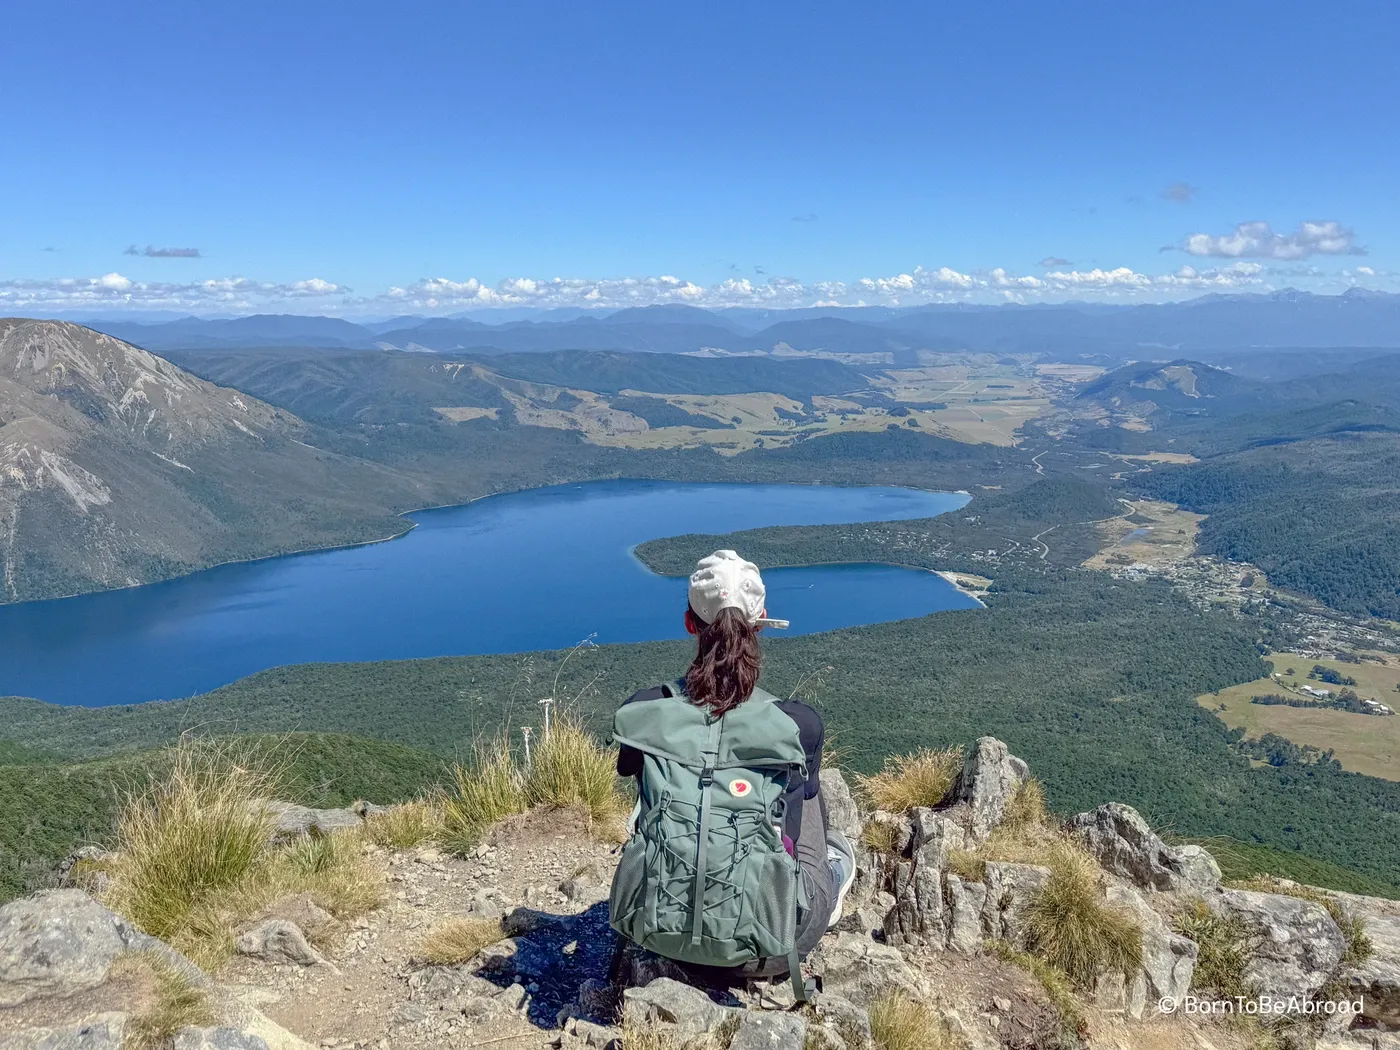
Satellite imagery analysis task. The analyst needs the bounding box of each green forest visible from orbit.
[1134,430,1400,618]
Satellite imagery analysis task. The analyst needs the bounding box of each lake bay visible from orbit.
[0,480,975,706]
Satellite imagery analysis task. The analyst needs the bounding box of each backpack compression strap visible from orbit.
[690,713,722,946]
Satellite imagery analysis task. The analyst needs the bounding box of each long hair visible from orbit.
[685,606,762,717]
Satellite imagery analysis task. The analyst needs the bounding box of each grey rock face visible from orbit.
[813,993,872,1050]
[820,769,862,844]
[260,801,362,839]
[882,861,944,948]
[808,932,928,1007]
[1104,883,1197,1019]
[1170,844,1223,892]
[1215,888,1346,998]
[0,891,156,1007]
[945,875,986,954]
[0,1013,127,1049]
[234,921,329,969]
[955,737,1029,843]
[621,978,733,1038]
[173,1028,273,1050]
[1066,803,1219,892]
[980,862,1050,948]
[1339,912,1400,1028]
[908,809,966,868]
[728,1011,808,1050]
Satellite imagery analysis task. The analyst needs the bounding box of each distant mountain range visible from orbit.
[78,289,1400,358]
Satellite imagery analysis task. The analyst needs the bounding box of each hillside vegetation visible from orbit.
[7,567,1400,896]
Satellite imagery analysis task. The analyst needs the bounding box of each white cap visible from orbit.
[687,550,789,629]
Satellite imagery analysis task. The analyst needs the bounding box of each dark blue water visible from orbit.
[0,481,974,707]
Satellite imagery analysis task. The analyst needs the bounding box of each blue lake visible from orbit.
[0,481,975,707]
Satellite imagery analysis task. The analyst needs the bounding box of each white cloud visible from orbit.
[8,255,1390,317]
[0,273,347,311]
[1183,220,1364,260]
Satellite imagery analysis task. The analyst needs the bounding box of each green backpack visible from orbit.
[609,681,810,999]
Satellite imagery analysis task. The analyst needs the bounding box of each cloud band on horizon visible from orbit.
[0,258,1388,315]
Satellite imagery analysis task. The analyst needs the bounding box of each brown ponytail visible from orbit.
[685,606,762,717]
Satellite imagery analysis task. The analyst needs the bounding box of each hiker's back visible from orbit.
[609,683,807,976]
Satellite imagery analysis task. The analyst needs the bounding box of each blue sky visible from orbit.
[2,1,1395,315]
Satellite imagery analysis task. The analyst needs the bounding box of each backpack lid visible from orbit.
[614,682,807,775]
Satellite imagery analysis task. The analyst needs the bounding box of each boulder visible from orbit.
[1214,888,1346,999]
[621,978,734,1038]
[908,809,967,867]
[728,1011,808,1050]
[173,1029,273,1050]
[808,932,929,1007]
[0,890,171,1007]
[260,801,361,839]
[980,862,1050,948]
[820,769,862,843]
[234,921,331,969]
[1066,803,1219,892]
[813,993,872,1050]
[0,1012,127,1049]
[955,738,1029,843]
[945,875,986,953]
[1338,912,1400,1028]
[1171,844,1222,892]
[1104,883,1197,1019]
[882,861,944,948]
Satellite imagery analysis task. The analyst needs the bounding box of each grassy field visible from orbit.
[1197,654,1400,781]
[455,360,1059,454]
[1082,499,1203,571]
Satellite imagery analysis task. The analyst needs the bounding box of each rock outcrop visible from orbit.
[955,737,1030,844]
[0,890,313,1049]
[1338,910,1400,1028]
[1212,888,1347,999]
[1066,802,1221,892]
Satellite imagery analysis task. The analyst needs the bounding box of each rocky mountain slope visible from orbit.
[0,319,426,603]
[3,739,1396,1050]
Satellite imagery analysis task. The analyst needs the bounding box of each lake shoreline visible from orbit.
[0,480,977,707]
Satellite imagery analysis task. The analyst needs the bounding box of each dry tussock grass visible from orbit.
[112,951,214,1050]
[525,715,630,840]
[363,800,442,850]
[1172,898,1257,1000]
[442,716,629,854]
[869,993,963,1050]
[1024,839,1142,986]
[856,746,963,813]
[102,743,384,970]
[441,736,528,854]
[419,916,504,966]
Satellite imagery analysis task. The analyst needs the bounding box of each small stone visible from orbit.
[992,997,1011,1013]
[392,1001,428,1025]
